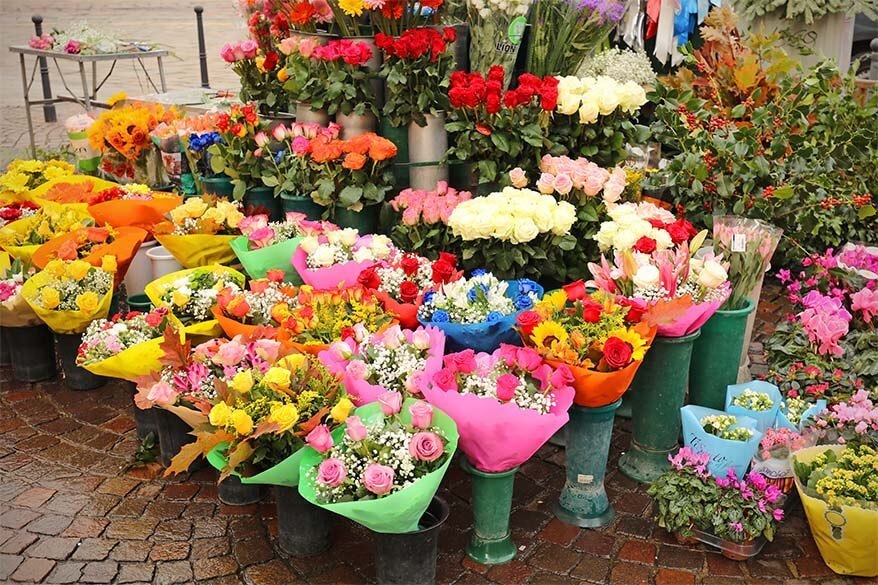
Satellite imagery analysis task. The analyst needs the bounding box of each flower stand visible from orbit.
[461,459,518,565]
[619,330,701,483]
[55,332,107,391]
[218,475,262,505]
[373,496,449,584]
[6,325,56,383]
[274,486,332,556]
[555,399,621,527]
[688,299,756,410]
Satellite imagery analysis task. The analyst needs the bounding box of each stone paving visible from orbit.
[0,283,873,585]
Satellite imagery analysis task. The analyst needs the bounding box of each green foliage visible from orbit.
[647,466,720,538]
[379,49,453,128]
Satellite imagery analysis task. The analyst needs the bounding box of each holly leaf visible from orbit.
[645,296,695,327]
[158,326,191,369]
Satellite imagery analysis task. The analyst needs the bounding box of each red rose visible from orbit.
[581,299,603,323]
[603,337,633,370]
[665,219,697,245]
[562,280,587,301]
[357,266,380,289]
[634,236,657,254]
[340,327,355,340]
[431,260,454,284]
[400,254,420,276]
[438,252,457,268]
[263,51,279,71]
[144,310,164,328]
[647,218,666,230]
[399,281,420,303]
[516,310,541,335]
[443,27,457,42]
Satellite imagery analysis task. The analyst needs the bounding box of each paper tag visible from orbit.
[577,474,594,485]
[732,233,747,252]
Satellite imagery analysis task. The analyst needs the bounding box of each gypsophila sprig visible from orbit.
[156,269,244,324]
[215,278,298,327]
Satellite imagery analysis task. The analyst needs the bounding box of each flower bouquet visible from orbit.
[750,428,808,495]
[31,226,147,289]
[386,183,472,258]
[0,201,40,229]
[276,286,395,355]
[76,306,182,380]
[0,159,75,201]
[212,276,299,338]
[144,266,245,337]
[680,406,762,480]
[776,388,827,432]
[518,285,654,407]
[64,113,101,173]
[298,396,459,533]
[230,212,335,283]
[86,184,182,234]
[725,381,782,432]
[465,0,531,79]
[153,196,244,267]
[291,231,395,289]
[0,260,40,327]
[357,251,461,328]
[0,200,92,262]
[447,186,577,281]
[417,270,543,353]
[712,216,783,310]
[21,258,115,334]
[423,344,574,472]
[318,324,445,405]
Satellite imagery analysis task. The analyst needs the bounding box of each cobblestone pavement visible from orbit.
[1,284,874,585]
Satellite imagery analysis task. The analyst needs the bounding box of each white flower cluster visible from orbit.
[557,75,648,124]
[579,48,657,88]
[79,313,161,364]
[782,397,810,425]
[239,284,296,325]
[731,389,775,412]
[467,0,531,20]
[159,272,242,323]
[595,201,676,253]
[448,187,576,244]
[418,272,521,324]
[700,414,754,442]
[300,230,394,269]
[54,269,112,311]
[459,367,556,414]
[355,341,430,394]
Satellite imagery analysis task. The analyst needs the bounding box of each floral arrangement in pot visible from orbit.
[417,270,543,353]
[153,196,245,267]
[517,284,654,407]
[386,183,472,259]
[220,40,290,115]
[319,324,446,405]
[681,406,763,479]
[291,230,395,289]
[257,121,341,199]
[205,103,272,199]
[212,276,300,338]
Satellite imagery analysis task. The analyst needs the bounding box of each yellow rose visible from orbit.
[75,291,99,313]
[44,260,66,278]
[202,207,225,225]
[255,55,267,72]
[330,397,354,423]
[66,260,91,281]
[171,290,190,307]
[185,198,208,219]
[268,403,299,432]
[277,68,289,83]
[230,370,254,394]
[231,409,254,435]
[209,402,232,427]
[263,367,291,392]
[40,287,60,309]
[225,209,244,229]
[101,255,117,273]
[277,353,306,372]
[169,207,188,225]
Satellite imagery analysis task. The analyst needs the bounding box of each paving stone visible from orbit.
[12,486,57,508]
[149,541,190,561]
[527,542,581,574]
[0,554,23,580]
[154,519,192,541]
[608,561,651,585]
[0,532,38,555]
[485,560,534,584]
[618,539,657,564]
[193,555,238,580]
[44,561,85,583]
[153,560,193,585]
[655,568,697,585]
[71,538,117,561]
[105,518,158,540]
[61,517,108,538]
[538,518,583,547]
[117,561,156,583]
[110,541,153,562]
[233,536,274,566]
[0,508,39,529]
[25,514,74,536]
[570,555,611,583]
[657,544,705,571]
[573,532,616,557]
[191,537,231,559]
[79,560,118,583]
[11,557,56,582]
[244,560,302,585]
[26,536,80,560]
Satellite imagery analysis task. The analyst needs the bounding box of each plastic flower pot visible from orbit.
[280,192,325,221]
[123,239,157,297]
[154,407,196,468]
[126,293,154,313]
[125,381,158,440]
[146,245,184,280]
[688,299,756,410]
[218,475,263,506]
[331,204,379,234]
[337,111,377,139]
[7,325,56,382]
[408,113,449,191]
[274,485,332,556]
[618,330,701,484]
[373,495,449,585]
[0,326,10,366]
[461,458,517,565]
[555,399,621,527]
[379,117,409,188]
[295,102,330,125]
[54,333,107,391]
[201,175,234,198]
[108,290,123,316]
[243,186,282,221]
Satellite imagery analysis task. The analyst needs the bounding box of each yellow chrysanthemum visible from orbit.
[45,159,75,173]
[231,409,254,436]
[330,397,354,423]
[209,402,232,427]
[607,328,649,361]
[75,291,99,313]
[0,171,30,193]
[338,0,364,16]
[40,287,60,309]
[531,320,568,349]
[66,260,92,281]
[42,166,71,181]
[16,160,43,173]
[268,403,299,432]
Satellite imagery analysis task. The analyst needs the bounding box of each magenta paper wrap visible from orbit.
[318,326,446,406]
[290,235,376,290]
[421,359,575,473]
[656,298,725,337]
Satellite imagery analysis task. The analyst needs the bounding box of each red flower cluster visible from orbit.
[448,66,558,114]
[312,39,373,66]
[216,103,259,133]
[0,201,39,223]
[262,51,280,71]
[288,1,316,26]
[358,252,458,303]
[645,217,699,246]
[375,27,456,62]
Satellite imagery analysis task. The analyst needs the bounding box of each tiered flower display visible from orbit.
[205,103,270,198]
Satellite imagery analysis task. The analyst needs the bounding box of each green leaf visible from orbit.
[858,204,876,219]
[773,186,794,200]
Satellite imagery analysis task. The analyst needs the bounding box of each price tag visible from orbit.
[732,233,747,252]
[577,474,594,485]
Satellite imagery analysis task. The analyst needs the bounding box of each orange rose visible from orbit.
[86,227,110,243]
[56,239,79,261]
[346,133,373,156]
[310,137,345,164]
[368,136,398,161]
[342,152,367,171]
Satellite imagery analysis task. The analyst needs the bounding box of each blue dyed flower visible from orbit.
[275,149,285,164]
[423,290,436,305]
[486,311,504,322]
[431,309,450,323]
[517,279,538,295]
[514,295,533,310]
[467,287,478,302]
[471,269,487,277]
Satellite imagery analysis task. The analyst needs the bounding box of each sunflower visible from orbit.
[531,320,568,349]
[606,328,649,361]
[540,290,568,312]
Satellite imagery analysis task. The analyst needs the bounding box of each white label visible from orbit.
[577,474,594,485]
[732,233,747,252]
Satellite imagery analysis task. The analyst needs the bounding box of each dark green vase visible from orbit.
[462,458,517,565]
[201,175,234,198]
[618,330,701,484]
[688,299,756,411]
[126,293,153,313]
[379,117,409,188]
[243,186,282,221]
[280,193,325,221]
[555,400,620,527]
[332,204,379,233]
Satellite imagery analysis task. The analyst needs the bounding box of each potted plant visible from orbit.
[647,448,720,544]
[751,427,807,495]
[220,40,291,117]
[385,183,471,259]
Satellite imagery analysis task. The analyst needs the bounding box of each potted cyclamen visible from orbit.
[376,27,457,190]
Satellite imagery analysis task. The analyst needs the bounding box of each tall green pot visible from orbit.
[462,459,517,565]
[201,175,234,198]
[379,117,409,188]
[332,204,380,234]
[280,193,325,221]
[243,186,282,221]
[618,330,701,484]
[688,299,756,411]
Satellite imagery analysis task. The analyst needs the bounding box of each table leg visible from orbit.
[19,53,37,158]
[91,61,97,100]
[157,56,167,92]
[78,62,92,111]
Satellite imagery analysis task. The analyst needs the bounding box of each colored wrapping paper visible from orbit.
[0,251,9,274]
[421,373,574,473]
[656,296,726,337]
[724,381,782,433]
[21,271,113,334]
[317,327,446,406]
[211,307,274,340]
[291,246,373,290]
[154,234,238,268]
[230,235,303,284]
[775,399,827,431]
[88,195,182,233]
[0,203,93,263]
[0,291,42,327]
[207,442,304,487]
[793,445,878,577]
[419,281,544,354]
[298,398,459,534]
[28,175,118,201]
[81,315,185,381]
[32,226,148,289]
[681,405,762,480]
[374,289,419,330]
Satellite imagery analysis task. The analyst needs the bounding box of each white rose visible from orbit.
[311,245,336,267]
[613,229,639,252]
[511,219,540,244]
[352,247,373,263]
[531,205,554,233]
[325,230,342,245]
[550,202,576,235]
[653,229,674,251]
[633,264,661,289]
[300,236,319,254]
[593,77,621,115]
[578,98,599,125]
[370,235,392,258]
[595,223,619,251]
[339,228,358,247]
[698,260,728,289]
[618,81,647,113]
[491,214,516,240]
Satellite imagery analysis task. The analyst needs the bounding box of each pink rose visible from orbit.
[220,43,237,63]
[408,401,433,429]
[549,365,574,389]
[254,132,269,147]
[401,207,419,226]
[509,167,528,188]
[291,136,311,155]
[345,359,368,380]
[404,373,424,395]
[248,227,275,249]
[498,344,519,367]
[553,173,574,196]
[408,431,444,462]
[272,124,288,141]
[378,390,402,415]
[317,458,346,486]
[239,213,269,234]
[306,424,334,453]
[215,341,247,367]
[536,173,555,195]
[241,39,259,59]
[445,349,477,374]
[232,43,246,61]
[515,346,543,371]
[277,37,299,56]
[496,373,519,401]
[363,462,395,495]
[146,381,176,405]
[411,328,432,350]
[432,368,458,392]
[345,415,368,441]
[252,339,281,363]
[63,40,81,54]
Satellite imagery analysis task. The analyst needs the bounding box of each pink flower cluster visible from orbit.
[813,389,878,439]
[239,212,334,250]
[0,279,23,303]
[668,446,711,479]
[28,34,54,50]
[836,244,878,280]
[716,469,784,521]
[797,292,851,356]
[851,287,878,324]
[390,182,473,226]
[220,39,259,63]
[311,39,373,66]
[509,155,626,204]
[758,428,805,461]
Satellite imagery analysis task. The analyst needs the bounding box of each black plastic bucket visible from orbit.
[218,475,262,505]
[274,485,332,556]
[373,496,449,585]
[55,332,107,390]
[124,382,158,440]
[0,326,11,366]
[7,325,56,383]
[154,407,195,468]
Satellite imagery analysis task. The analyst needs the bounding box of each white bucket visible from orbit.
[147,245,183,280]
[124,240,157,297]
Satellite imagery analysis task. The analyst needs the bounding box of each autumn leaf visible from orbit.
[220,442,255,483]
[250,420,283,441]
[645,296,695,328]
[158,325,191,369]
[163,429,232,477]
[294,407,330,436]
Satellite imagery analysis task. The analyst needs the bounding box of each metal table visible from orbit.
[9,45,169,155]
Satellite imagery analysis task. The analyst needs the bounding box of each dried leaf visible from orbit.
[220,442,255,483]
[163,429,233,477]
[158,325,191,369]
[645,296,695,327]
[250,420,283,441]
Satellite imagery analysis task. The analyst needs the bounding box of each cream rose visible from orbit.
[698,260,728,289]
[511,219,540,243]
[299,236,319,254]
[633,264,661,289]
[311,245,336,267]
